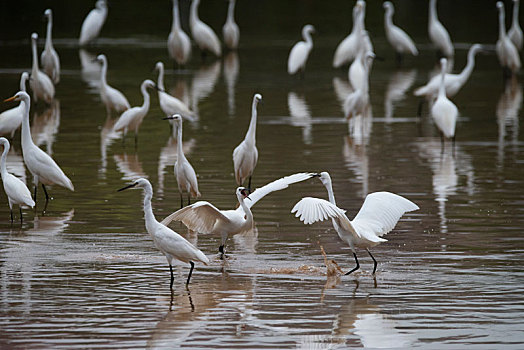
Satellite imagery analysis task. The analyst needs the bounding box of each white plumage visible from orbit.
[113,79,156,143]
[79,0,107,46]
[496,2,521,75]
[6,92,74,203]
[96,54,130,115]
[233,93,262,189]
[155,62,195,120]
[287,24,315,75]
[291,172,419,275]
[333,2,362,68]
[508,0,523,50]
[431,58,458,140]
[190,0,222,57]
[168,0,192,65]
[118,178,209,289]
[383,2,418,57]
[0,72,29,137]
[161,173,316,257]
[30,33,55,104]
[41,9,60,84]
[0,137,35,222]
[414,44,483,98]
[428,0,454,57]
[222,0,239,50]
[344,52,374,119]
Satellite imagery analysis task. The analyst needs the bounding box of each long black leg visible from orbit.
[247,176,252,193]
[10,210,13,223]
[367,249,377,275]
[345,252,360,275]
[180,194,184,209]
[417,99,424,117]
[42,184,49,202]
[187,194,191,206]
[186,261,195,285]
[19,207,23,223]
[169,264,175,290]
[219,244,225,259]
[33,185,38,201]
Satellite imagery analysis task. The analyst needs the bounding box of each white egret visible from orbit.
[161,172,316,257]
[30,33,55,104]
[0,137,35,222]
[0,72,29,137]
[428,0,454,57]
[155,62,195,121]
[287,24,315,76]
[233,93,262,190]
[292,172,419,275]
[113,79,156,145]
[431,58,458,144]
[190,0,222,58]
[4,92,74,204]
[344,52,374,120]
[79,0,108,47]
[96,54,130,115]
[41,9,60,84]
[222,0,239,50]
[348,37,372,91]
[333,2,362,68]
[383,2,418,62]
[414,44,483,98]
[496,2,521,76]
[168,0,192,66]
[508,0,523,50]
[118,178,209,289]
[164,114,200,208]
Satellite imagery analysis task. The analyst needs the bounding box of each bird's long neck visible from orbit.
[142,185,157,234]
[303,29,313,46]
[46,15,53,48]
[172,0,181,31]
[323,180,337,206]
[100,59,108,87]
[499,7,507,38]
[176,121,185,160]
[429,0,438,23]
[31,39,39,72]
[190,0,199,26]
[21,98,34,151]
[438,64,446,98]
[140,84,151,111]
[385,9,393,29]
[458,48,476,83]
[238,195,253,227]
[20,74,28,92]
[245,98,258,145]
[513,1,520,26]
[157,64,165,91]
[227,0,235,23]
[351,7,359,31]
[0,143,9,177]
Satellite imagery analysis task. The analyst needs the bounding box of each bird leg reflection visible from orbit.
[345,252,360,275]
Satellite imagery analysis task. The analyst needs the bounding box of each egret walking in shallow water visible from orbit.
[0,72,29,137]
[292,172,419,275]
[190,0,222,58]
[168,0,192,66]
[431,58,458,145]
[508,0,523,50]
[333,2,362,68]
[222,0,239,50]
[0,137,35,222]
[96,54,130,115]
[164,114,200,208]
[288,24,315,76]
[162,173,316,258]
[4,92,74,204]
[383,2,418,62]
[30,33,55,104]
[428,0,454,58]
[118,178,209,289]
[233,93,262,190]
[496,2,521,77]
[41,9,60,84]
[155,62,195,120]
[79,0,108,46]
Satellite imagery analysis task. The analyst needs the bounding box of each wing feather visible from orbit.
[291,197,353,230]
[160,201,229,233]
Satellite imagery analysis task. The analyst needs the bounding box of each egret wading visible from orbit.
[428,0,454,58]
[292,172,419,275]
[288,24,315,77]
[118,178,209,289]
[41,9,60,84]
[383,1,418,63]
[30,33,55,104]
[190,0,222,59]
[168,0,192,66]
[155,62,195,121]
[79,0,108,46]
[431,58,458,147]
[496,2,521,77]
[222,0,239,50]
[96,54,131,115]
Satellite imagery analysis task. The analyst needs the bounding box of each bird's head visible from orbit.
[96,0,107,10]
[4,91,30,104]
[117,178,150,192]
[254,93,262,103]
[383,1,393,12]
[237,187,251,200]
[31,33,38,41]
[303,24,315,35]
[163,114,182,124]
[0,137,10,152]
[440,57,448,70]
[315,172,332,187]
[155,61,163,71]
[496,1,504,10]
[44,9,52,18]
[95,54,106,63]
[142,79,158,91]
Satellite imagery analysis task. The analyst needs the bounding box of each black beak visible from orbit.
[117,182,137,192]
[312,173,321,177]
[154,84,163,92]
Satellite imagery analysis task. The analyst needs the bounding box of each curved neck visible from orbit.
[385,9,393,29]
[227,0,235,23]
[21,99,34,150]
[172,0,181,31]
[0,143,9,177]
[46,15,53,47]
[438,64,446,98]
[245,98,258,144]
[140,84,151,110]
[190,0,199,25]
[303,29,313,45]
[458,49,476,81]
[176,122,184,159]
[100,59,108,86]
[324,181,336,206]
[429,0,438,22]
[513,1,520,25]
[157,65,165,91]
[20,74,28,91]
[142,185,157,231]
[499,7,506,38]
[31,38,38,71]
[238,195,253,225]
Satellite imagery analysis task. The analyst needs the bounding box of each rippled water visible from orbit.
[0,0,523,348]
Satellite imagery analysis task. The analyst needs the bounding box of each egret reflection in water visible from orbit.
[224,52,239,116]
[287,91,313,144]
[191,61,221,115]
[384,69,416,120]
[496,76,522,166]
[114,152,147,181]
[31,99,60,156]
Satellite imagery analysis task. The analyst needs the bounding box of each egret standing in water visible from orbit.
[164,114,200,208]
[222,0,239,50]
[0,137,35,222]
[508,0,523,50]
[431,58,458,146]
[79,0,108,46]
[4,92,74,204]
[333,2,362,68]
[113,79,156,145]
[41,9,60,84]
[383,2,418,63]
[287,24,315,77]
[428,0,454,58]
[0,72,29,137]
[118,178,209,289]
[155,62,195,120]
[233,93,262,190]
[190,0,222,59]
[496,2,521,77]
[30,33,55,104]
[162,173,316,258]
[292,172,419,275]
[96,54,130,115]
[168,0,192,66]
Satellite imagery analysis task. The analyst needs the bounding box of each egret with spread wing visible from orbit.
[292,172,419,275]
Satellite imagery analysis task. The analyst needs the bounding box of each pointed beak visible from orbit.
[154,84,163,92]
[3,95,16,103]
[312,173,321,177]
[117,183,137,192]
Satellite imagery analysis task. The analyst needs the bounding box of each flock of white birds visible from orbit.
[0,0,521,289]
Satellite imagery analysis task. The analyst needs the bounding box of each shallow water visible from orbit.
[0,0,523,348]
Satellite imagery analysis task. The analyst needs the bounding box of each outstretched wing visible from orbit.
[291,197,355,233]
[245,172,316,209]
[351,191,419,240]
[161,201,229,233]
